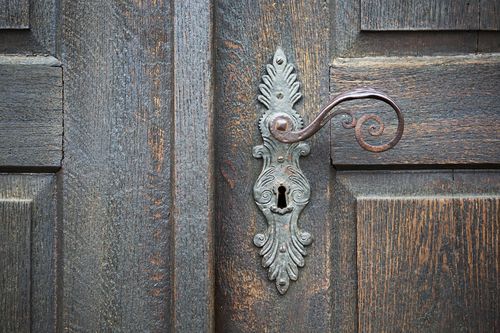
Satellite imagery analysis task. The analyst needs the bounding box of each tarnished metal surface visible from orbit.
[270,89,404,152]
[253,48,404,295]
[253,48,312,294]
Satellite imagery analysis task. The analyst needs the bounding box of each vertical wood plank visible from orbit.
[0,200,31,333]
[0,0,29,29]
[214,1,332,332]
[172,0,214,331]
[360,0,479,30]
[61,1,173,331]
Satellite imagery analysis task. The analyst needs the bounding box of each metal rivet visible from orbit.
[275,118,288,131]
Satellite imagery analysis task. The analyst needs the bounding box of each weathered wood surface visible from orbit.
[0,0,29,29]
[61,1,173,331]
[0,56,62,167]
[214,1,333,332]
[0,0,58,55]
[357,196,499,332]
[334,170,500,333]
[330,54,500,165]
[481,0,500,30]
[30,0,59,55]
[332,0,499,58]
[0,174,58,332]
[361,0,479,31]
[0,199,32,333]
[172,0,214,332]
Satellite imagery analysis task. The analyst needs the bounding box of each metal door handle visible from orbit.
[269,88,404,152]
[252,48,404,294]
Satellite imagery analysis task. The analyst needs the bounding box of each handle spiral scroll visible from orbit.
[270,88,404,152]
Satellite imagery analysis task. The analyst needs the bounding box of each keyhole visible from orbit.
[277,185,287,209]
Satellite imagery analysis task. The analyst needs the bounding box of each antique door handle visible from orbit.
[253,48,404,294]
[269,88,404,152]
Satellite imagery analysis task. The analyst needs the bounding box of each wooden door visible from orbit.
[0,0,498,332]
[214,1,499,332]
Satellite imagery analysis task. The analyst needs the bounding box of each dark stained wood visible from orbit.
[172,0,215,331]
[360,0,479,31]
[332,1,500,58]
[0,0,29,29]
[330,54,500,165]
[0,174,58,332]
[480,0,500,30]
[214,1,333,332]
[333,171,454,332]
[333,170,500,333]
[0,56,62,168]
[478,32,500,52]
[0,199,31,333]
[357,196,499,332]
[61,1,173,331]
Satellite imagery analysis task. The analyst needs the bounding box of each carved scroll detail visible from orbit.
[253,48,312,294]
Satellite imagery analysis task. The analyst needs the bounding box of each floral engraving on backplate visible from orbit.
[253,48,312,294]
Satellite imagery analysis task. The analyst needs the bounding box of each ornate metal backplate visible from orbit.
[253,48,312,294]
[253,48,404,295]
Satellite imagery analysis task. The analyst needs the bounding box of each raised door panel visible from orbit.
[333,0,500,58]
[361,0,480,31]
[0,0,29,29]
[332,171,500,332]
[0,174,58,332]
[0,199,31,333]
[357,196,499,332]
[0,56,63,168]
[329,54,500,165]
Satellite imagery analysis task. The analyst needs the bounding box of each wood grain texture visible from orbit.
[0,0,29,29]
[172,0,214,331]
[0,199,32,333]
[0,56,62,168]
[357,197,499,332]
[0,0,58,55]
[481,0,500,30]
[214,1,333,332]
[360,0,479,31]
[333,170,500,333]
[331,0,499,58]
[61,1,173,331]
[330,54,500,165]
[0,174,58,332]
[30,0,59,55]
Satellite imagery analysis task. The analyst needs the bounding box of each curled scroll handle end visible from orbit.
[269,88,404,153]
